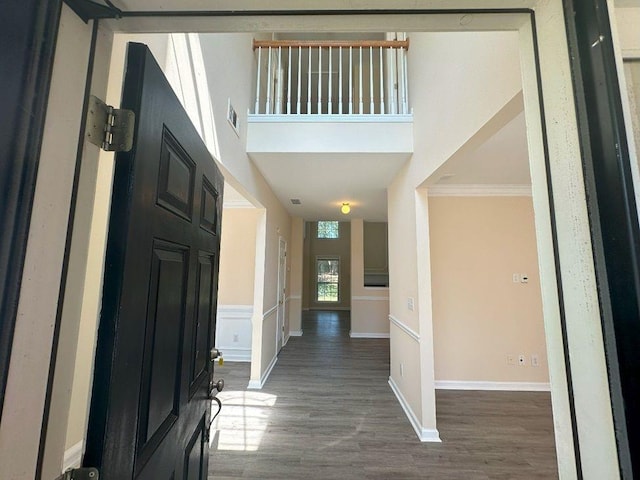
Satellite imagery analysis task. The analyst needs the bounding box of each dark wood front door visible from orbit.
[84,43,223,480]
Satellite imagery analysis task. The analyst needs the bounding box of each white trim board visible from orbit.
[263,304,278,318]
[388,377,441,443]
[349,332,390,339]
[352,296,389,301]
[217,304,253,317]
[435,381,551,392]
[248,355,278,390]
[63,441,83,471]
[289,330,303,336]
[427,184,532,197]
[389,315,420,342]
[248,113,414,123]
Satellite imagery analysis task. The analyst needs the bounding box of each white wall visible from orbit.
[0,7,98,479]
[388,30,523,440]
[198,33,292,386]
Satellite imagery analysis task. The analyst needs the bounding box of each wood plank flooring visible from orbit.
[209,310,558,479]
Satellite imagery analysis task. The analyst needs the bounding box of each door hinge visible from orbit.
[86,95,135,152]
[54,467,99,480]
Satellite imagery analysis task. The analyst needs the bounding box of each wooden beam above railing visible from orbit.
[252,39,410,51]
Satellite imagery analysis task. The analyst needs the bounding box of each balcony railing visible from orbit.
[252,39,410,116]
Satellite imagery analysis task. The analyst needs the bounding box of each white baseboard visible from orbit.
[283,334,290,347]
[349,332,390,339]
[388,377,441,443]
[63,441,83,471]
[247,355,278,390]
[216,346,251,362]
[435,380,551,392]
[289,330,303,336]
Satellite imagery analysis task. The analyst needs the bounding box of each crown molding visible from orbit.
[427,184,532,197]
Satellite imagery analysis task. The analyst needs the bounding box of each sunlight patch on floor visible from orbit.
[210,390,277,451]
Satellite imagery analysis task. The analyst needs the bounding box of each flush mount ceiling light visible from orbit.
[341,203,351,215]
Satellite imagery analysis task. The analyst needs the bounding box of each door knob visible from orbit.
[209,379,225,398]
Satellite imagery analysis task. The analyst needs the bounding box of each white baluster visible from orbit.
[379,46,385,115]
[307,46,312,114]
[369,46,374,114]
[399,46,406,114]
[359,46,363,114]
[297,46,302,114]
[349,46,353,114]
[276,46,282,114]
[403,45,409,114]
[318,46,322,114]
[338,46,343,115]
[255,46,262,114]
[266,46,272,114]
[287,47,292,114]
[328,46,332,114]
[389,46,396,114]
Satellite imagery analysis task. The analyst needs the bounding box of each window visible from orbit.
[316,257,339,302]
[317,221,339,239]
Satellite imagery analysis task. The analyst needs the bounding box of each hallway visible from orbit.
[209,311,558,479]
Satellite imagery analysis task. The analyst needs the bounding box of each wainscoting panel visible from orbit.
[215,305,253,362]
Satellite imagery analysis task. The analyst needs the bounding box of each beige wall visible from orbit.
[218,208,260,305]
[429,196,548,384]
[351,219,389,336]
[303,222,351,310]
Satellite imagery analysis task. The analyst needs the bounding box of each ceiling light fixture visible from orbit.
[341,203,351,215]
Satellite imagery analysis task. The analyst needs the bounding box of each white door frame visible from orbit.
[1,4,631,479]
[276,236,287,352]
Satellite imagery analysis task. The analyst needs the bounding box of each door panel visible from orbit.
[85,43,223,480]
[191,252,214,389]
[184,416,207,480]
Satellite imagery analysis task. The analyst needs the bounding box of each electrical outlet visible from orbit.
[512,273,520,283]
[518,354,526,366]
[407,297,414,311]
[400,363,404,377]
[521,274,529,283]
[531,354,540,367]
[233,334,239,343]
[507,355,515,365]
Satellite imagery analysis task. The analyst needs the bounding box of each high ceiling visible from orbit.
[245,111,531,221]
[248,152,410,221]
